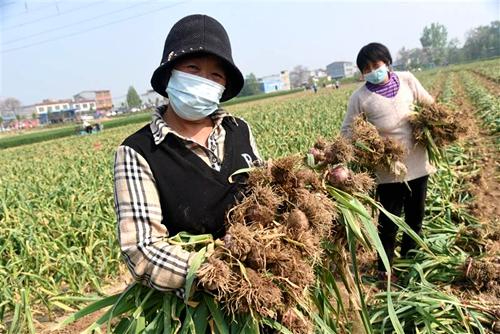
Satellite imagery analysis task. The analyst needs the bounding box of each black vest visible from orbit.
[122,118,258,239]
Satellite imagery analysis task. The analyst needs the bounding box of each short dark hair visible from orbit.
[356,43,392,72]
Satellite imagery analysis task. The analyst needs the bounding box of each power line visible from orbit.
[2,1,106,31]
[0,1,16,9]
[3,2,151,46]
[2,1,187,54]
[3,1,58,20]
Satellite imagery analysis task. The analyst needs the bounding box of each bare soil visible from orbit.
[470,70,500,97]
[453,74,500,226]
[35,274,132,334]
[452,73,500,332]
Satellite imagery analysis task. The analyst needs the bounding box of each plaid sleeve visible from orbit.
[114,145,193,290]
[247,122,263,165]
[237,118,263,165]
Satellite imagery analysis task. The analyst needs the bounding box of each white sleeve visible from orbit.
[407,72,434,105]
[341,93,363,138]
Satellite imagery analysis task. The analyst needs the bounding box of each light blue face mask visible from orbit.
[166,70,225,121]
[364,64,388,84]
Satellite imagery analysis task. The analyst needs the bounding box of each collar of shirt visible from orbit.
[150,105,235,146]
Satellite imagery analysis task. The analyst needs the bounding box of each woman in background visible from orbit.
[341,42,435,282]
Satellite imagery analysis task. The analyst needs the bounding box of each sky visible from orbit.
[0,0,498,106]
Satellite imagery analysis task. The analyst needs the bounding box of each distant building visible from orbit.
[391,60,406,71]
[326,61,358,79]
[35,99,73,124]
[35,99,96,114]
[17,105,37,119]
[35,99,96,124]
[35,99,72,114]
[259,70,291,93]
[0,112,15,128]
[310,69,328,79]
[141,90,167,108]
[74,90,112,111]
[0,99,32,121]
[309,69,332,84]
[72,100,97,113]
[280,70,291,91]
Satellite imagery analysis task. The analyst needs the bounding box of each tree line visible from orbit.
[397,21,499,69]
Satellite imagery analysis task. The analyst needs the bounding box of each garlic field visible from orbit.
[0,58,499,333]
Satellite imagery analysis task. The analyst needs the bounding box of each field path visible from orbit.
[452,72,500,328]
[35,275,132,333]
[454,74,500,225]
[469,70,500,96]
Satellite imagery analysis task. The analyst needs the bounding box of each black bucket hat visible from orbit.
[151,14,244,102]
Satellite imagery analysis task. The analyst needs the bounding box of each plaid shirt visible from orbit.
[114,107,261,290]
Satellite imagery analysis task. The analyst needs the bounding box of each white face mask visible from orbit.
[166,69,225,121]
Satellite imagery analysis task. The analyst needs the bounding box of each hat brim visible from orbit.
[151,51,244,102]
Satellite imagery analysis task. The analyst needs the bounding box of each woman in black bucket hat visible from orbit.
[113,14,261,292]
[150,14,244,102]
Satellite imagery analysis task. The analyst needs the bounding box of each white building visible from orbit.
[74,90,112,111]
[72,100,97,112]
[280,70,291,91]
[35,99,72,114]
[326,61,358,79]
[259,70,291,93]
[141,90,167,107]
[18,105,37,119]
[310,69,328,78]
[34,99,97,124]
[309,69,332,83]
[35,99,96,114]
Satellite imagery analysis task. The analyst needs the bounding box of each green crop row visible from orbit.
[463,71,500,135]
